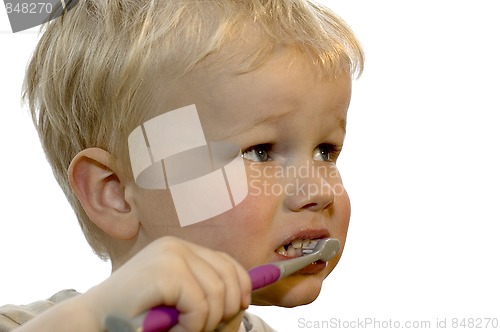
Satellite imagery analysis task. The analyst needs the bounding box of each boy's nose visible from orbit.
[283,164,336,212]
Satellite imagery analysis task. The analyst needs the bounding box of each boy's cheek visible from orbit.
[209,193,281,266]
[136,188,277,267]
[332,188,351,256]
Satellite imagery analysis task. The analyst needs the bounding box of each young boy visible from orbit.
[0,0,363,331]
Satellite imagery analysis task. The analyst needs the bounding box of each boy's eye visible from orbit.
[241,144,273,162]
[313,143,342,162]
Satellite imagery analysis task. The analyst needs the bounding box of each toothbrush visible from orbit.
[105,238,340,332]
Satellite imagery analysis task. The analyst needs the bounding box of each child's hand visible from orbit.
[85,236,252,332]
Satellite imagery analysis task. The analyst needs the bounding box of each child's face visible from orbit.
[130,47,352,307]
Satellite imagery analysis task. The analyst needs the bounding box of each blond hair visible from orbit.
[24,0,364,260]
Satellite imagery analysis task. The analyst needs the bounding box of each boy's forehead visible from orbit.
[170,49,349,121]
[201,72,351,140]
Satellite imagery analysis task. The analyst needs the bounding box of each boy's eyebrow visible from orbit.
[338,118,347,134]
[221,111,347,139]
[227,110,291,136]
[248,111,290,129]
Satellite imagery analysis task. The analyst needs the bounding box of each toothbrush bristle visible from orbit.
[301,240,318,250]
[302,249,313,254]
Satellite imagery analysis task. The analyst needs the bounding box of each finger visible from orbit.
[186,247,249,329]
[236,262,252,308]
[158,257,211,332]
[175,248,227,331]
[212,252,251,319]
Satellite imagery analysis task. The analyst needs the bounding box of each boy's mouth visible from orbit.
[275,238,318,258]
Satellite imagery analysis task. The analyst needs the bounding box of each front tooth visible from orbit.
[302,238,310,247]
[277,246,287,256]
[292,239,302,249]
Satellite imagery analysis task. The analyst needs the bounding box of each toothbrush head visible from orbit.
[314,238,341,261]
[272,237,341,279]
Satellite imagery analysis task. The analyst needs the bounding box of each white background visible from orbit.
[1,1,499,331]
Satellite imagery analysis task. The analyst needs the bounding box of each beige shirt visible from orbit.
[0,290,276,332]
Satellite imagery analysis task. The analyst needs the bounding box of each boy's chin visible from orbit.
[251,274,324,307]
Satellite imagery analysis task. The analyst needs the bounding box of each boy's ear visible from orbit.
[68,148,139,240]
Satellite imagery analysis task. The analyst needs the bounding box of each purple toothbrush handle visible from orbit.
[248,264,281,290]
[143,306,179,332]
[138,264,280,332]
